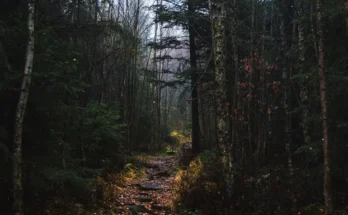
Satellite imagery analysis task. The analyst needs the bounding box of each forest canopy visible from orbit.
[0,0,348,214]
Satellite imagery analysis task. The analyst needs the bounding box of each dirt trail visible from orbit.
[115,156,177,215]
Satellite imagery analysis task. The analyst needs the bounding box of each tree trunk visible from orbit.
[231,10,238,162]
[248,0,255,171]
[157,0,163,149]
[310,4,319,61]
[298,0,312,158]
[209,0,233,204]
[280,0,295,212]
[151,4,158,150]
[344,1,348,39]
[316,0,334,213]
[260,4,268,164]
[188,0,200,155]
[13,2,35,215]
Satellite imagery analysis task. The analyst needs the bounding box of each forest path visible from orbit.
[114,156,177,215]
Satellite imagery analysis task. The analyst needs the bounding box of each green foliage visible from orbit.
[0,0,156,213]
[302,203,324,215]
[124,163,136,171]
[44,168,94,196]
[89,176,120,206]
[79,102,127,168]
[135,107,153,150]
[294,141,322,165]
[172,151,222,214]
[1,0,348,213]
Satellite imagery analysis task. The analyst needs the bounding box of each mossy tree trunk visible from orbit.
[208,0,233,205]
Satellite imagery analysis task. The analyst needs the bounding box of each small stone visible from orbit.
[140,183,162,191]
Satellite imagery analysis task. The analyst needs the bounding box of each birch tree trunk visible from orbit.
[13,2,35,215]
[209,0,233,205]
[316,0,333,213]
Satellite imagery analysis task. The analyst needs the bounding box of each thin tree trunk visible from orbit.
[157,0,163,149]
[344,1,348,39]
[260,3,267,164]
[280,0,295,212]
[248,0,255,171]
[231,8,238,161]
[135,40,152,148]
[61,127,67,169]
[130,0,141,150]
[230,0,239,162]
[316,0,333,213]
[151,5,158,150]
[163,59,169,128]
[13,2,35,215]
[311,4,319,61]
[298,0,311,153]
[188,0,200,155]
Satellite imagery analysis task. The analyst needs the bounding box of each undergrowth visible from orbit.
[171,152,338,215]
[171,150,223,215]
[44,158,146,215]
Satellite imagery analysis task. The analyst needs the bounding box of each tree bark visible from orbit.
[280,0,295,212]
[151,3,159,150]
[231,0,238,162]
[157,0,163,149]
[260,5,267,164]
[188,0,200,155]
[13,2,35,215]
[316,0,334,213]
[248,0,255,171]
[209,0,233,204]
[310,4,319,61]
[298,0,312,158]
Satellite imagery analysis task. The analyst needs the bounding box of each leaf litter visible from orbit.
[113,156,177,215]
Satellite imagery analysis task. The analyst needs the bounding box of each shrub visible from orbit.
[171,150,222,214]
[88,176,119,207]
